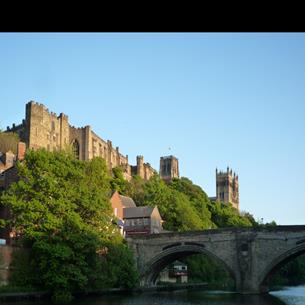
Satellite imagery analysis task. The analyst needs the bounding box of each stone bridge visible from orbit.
[126,226,305,294]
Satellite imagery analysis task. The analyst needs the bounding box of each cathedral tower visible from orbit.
[216,167,239,210]
[160,155,179,182]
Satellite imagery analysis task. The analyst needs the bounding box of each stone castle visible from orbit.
[4,101,239,209]
[6,101,158,181]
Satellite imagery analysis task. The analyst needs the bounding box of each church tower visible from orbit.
[160,155,179,182]
[216,167,239,210]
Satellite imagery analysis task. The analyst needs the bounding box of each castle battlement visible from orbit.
[6,122,24,132]
[27,101,70,122]
[160,155,177,160]
[28,100,49,111]
[216,167,238,180]
[70,125,89,131]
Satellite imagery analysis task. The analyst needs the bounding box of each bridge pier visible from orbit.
[235,279,268,294]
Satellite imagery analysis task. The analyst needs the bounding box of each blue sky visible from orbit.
[1,33,305,225]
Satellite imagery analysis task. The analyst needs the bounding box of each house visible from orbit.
[110,191,137,235]
[158,260,188,284]
[110,191,163,237]
[110,190,137,220]
[123,206,163,236]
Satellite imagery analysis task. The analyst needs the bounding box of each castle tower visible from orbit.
[216,167,239,210]
[160,155,179,182]
[136,155,144,178]
[25,101,70,152]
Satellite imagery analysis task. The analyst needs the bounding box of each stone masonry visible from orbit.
[216,167,239,210]
[127,226,305,294]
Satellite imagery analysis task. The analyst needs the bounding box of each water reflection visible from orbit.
[74,290,286,305]
[2,287,305,305]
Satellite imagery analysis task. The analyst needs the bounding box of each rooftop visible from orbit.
[123,206,156,219]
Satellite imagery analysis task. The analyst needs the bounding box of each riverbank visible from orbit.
[0,283,211,301]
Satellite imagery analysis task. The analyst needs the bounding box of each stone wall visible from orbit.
[0,246,13,285]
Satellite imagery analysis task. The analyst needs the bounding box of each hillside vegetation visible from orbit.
[0,150,304,301]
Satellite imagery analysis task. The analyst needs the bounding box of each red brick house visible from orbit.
[110,190,137,220]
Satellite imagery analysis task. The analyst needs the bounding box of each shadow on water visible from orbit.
[0,290,293,305]
[71,290,287,305]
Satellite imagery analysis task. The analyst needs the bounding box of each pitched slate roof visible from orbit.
[123,206,155,219]
[119,194,136,208]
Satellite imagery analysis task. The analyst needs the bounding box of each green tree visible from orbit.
[110,167,129,194]
[169,177,214,229]
[268,254,305,286]
[184,254,234,288]
[0,149,138,301]
[139,175,204,231]
[207,200,252,228]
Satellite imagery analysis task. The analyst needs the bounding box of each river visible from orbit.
[3,286,305,305]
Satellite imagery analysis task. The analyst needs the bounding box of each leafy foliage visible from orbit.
[121,174,252,231]
[110,167,129,194]
[0,150,138,301]
[268,254,305,286]
[207,200,253,228]
[183,254,234,288]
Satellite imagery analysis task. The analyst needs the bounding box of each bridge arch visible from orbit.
[141,244,236,287]
[259,242,305,290]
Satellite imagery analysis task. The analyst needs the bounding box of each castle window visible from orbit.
[51,121,55,131]
[71,139,80,159]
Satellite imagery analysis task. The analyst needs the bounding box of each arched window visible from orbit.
[71,139,80,159]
